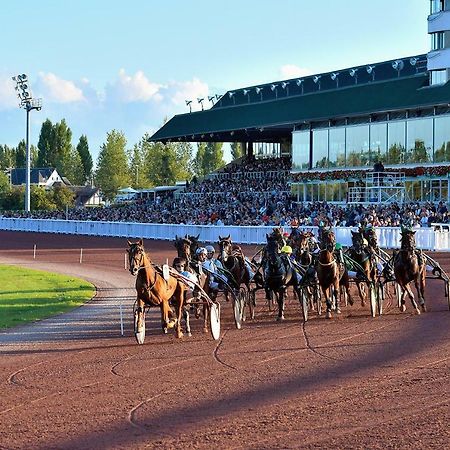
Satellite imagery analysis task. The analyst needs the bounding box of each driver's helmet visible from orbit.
[196,247,207,257]
[281,245,293,254]
[205,245,215,255]
[335,243,343,250]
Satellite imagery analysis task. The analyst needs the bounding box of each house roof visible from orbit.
[148,54,450,144]
[10,168,57,186]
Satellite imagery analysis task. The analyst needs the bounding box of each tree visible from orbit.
[37,119,55,167]
[53,119,73,176]
[0,187,24,210]
[96,130,130,201]
[0,170,10,193]
[52,185,75,210]
[30,186,56,210]
[230,142,244,160]
[194,142,207,177]
[0,145,16,170]
[203,142,225,175]
[128,142,148,189]
[65,146,85,185]
[76,135,93,183]
[174,141,194,181]
[15,140,26,168]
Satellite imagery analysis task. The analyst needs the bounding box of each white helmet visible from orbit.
[196,247,207,256]
[205,245,215,253]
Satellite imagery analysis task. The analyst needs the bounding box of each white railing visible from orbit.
[0,218,449,250]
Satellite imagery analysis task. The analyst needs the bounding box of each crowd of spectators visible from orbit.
[2,156,450,228]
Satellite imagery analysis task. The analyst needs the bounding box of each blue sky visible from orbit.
[0,0,429,164]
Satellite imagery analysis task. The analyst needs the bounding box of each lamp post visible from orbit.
[12,74,42,212]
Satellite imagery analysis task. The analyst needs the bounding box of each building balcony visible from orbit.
[427,47,450,70]
[428,10,450,33]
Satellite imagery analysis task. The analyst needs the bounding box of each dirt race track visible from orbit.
[0,230,449,450]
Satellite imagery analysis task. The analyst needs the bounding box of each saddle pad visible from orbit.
[162,264,170,281]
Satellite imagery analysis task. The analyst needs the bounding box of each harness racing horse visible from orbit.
[217,235,255,319]
[347,230,377,311]
[263,234,304,321]
[393,229,426,314]
[316,228,352,319]
[127,239,185,344]
[174,235,211,334]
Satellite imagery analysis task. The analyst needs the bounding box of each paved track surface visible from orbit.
[0,231,449,450]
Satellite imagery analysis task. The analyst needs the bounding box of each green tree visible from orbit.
[15,140,26,168]
[146,142,177,186]
[194,142,207,177]
[31,186,56,210]
[53,119,73,176]
[76,135,93,183]
[128,142,147,189]
[96,130,130,201]
[0,145,16,170]
[230,142,244,160]
[0,187,24,210]
[52,185,75,210]
[0,170,10,193]
[202,142,225,175]
[65,146,85,185]
[37,119,55,167]
[174,141,194,181]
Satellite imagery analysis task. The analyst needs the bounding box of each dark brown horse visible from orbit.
[393,229,426,314]
[347,230,377,306]
[316,228,352,319]
[127,239,185,344]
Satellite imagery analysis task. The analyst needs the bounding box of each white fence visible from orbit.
[1,218,450,250]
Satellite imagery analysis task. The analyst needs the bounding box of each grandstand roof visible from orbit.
[149,54,450,144]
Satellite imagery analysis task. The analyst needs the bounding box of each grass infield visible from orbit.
[0,264,95,329]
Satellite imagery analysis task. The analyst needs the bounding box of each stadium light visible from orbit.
[270,83,279,98]
[228,91,236,105]
[330,72,340,88]
[12,73,42,213]
[313,75,321,90]
[255,86,264,100]
[185,100,192,112]
[243,88,250,102]
[349,68,358,84]
[197,97,204,110]
[392,60,404,77]
[281,81,290,96]
[208,95,216,105]
[366,65,376,81]
[296,79,304,94]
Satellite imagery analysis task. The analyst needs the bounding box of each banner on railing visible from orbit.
[0,218,447,250]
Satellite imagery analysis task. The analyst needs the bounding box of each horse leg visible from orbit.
[173,287,184,339]
[356,281,366,307]
[323,287,332,319]
[416,271,427,312]
[136,298,146,334]
[333,281,341,314]
[405,282,420,314]
[182,305,191,337]
[276,290,285,321]
[203,302,209,333]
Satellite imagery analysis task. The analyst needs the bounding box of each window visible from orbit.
[346,125,370,167]
[312,129,328,168]
[431,32,445,50]
[292,131,310,169]
[370,122,387,164]
[434,115,450,162]
[329,127,345,167]
[430,69,447,85]
[387,121,406,164]
[406,118,433,163]
[430,0,447,14]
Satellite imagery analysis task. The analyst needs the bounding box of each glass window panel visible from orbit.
[387,121,406,164]
[329,127,345,167]
[312,129,328,168]
[318,184,326,201]
[305,184,313,202]
[370,122,387,164]
[406,118,433,163]
[346,125,370,167]
[434,115,450,162]
[292,131,310,169]
[442,180,448,202]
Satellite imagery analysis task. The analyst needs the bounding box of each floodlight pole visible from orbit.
[12,74,42,212]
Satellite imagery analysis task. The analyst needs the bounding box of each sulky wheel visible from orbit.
[233,290,244,330]
[301,289,308,323]
[209,302,221,340]
[133,301,146,345]
[369,283,377,318]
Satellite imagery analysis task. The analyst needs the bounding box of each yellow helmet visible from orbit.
[281,245,293,254]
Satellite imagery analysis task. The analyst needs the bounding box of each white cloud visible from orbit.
[167,77,209,111]
[279,64,313,79]
[110,69,162,103]
[0,76,20,110]
[38,72,85,103]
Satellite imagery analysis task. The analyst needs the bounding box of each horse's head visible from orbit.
[218,235,232,261]
[174,235,192,260]
[185,234,200,256]
[363,227,378,251]
[400,229,416,251]
[127,238,145,276]
[319,228,335,253]
[351,230,366,255]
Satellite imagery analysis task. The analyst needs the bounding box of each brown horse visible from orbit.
[127,239,185,344]
[347,230,377,307]
[393,229,426,314]
[316,228,352,319]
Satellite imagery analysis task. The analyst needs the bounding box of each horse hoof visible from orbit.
[167,319,177,329]
[348,298,354,306]
[276,315,285,322]
[163,328,168,334]
[336,307,342,314]
[325,311,332,319]
[203,327,208,333]
[415,308,421,315]
[421,304,427,313]
[361,301,366,307]
[400,304,406,312]
[177,331,184,338]
[187,332,192,337]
